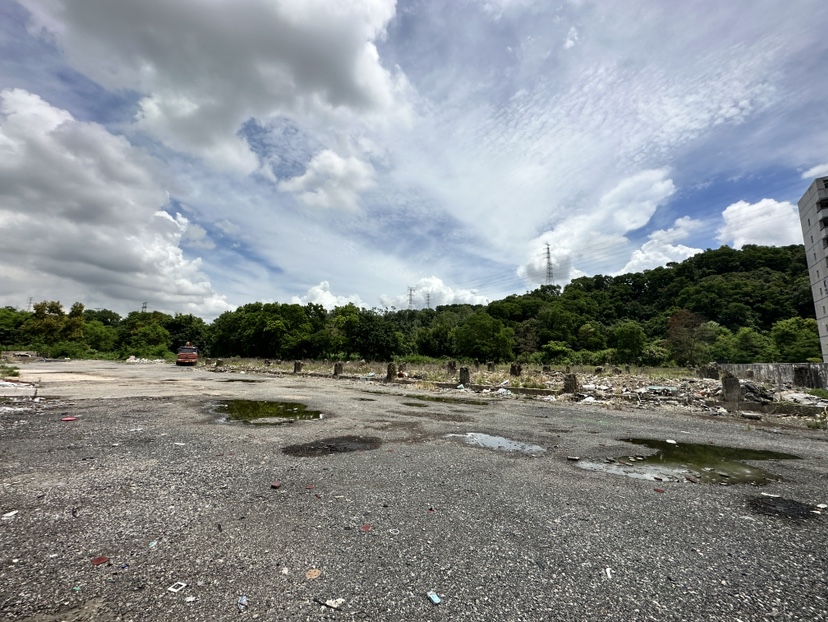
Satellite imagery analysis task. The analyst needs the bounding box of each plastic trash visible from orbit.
[665,439,677,445]
[427,591,441,605]
[168,582,187,593]
[2,510,18,520]
[237,596,249,612]
[60,417,77,422]
[91,556,109,566]
[456,384,464,390]
[305,568,321,579]
[270,481,282,489]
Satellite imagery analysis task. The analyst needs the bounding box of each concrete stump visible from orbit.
[264,359,271,366]
[293,360,303,374]
[745,369,754,379]
[333,362,344,376]
[398,363,407,372]
[487,361,495,372]
[447,360,457,375]
[386,362,397,382]
[563,374,579,394]
[459,367,470,385]
[595,366,604,374]
[509,363,522,376]
[722,376,741,406]
[624,365,630,374]
[565,365,571,374]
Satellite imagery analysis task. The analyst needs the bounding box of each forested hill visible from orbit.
[0,244,820,366]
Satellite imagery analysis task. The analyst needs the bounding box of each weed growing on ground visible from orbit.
[0,364,19,378]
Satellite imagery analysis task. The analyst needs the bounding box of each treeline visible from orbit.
[0,245,821,365]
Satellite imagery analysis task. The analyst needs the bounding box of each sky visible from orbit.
[1,0,827,319]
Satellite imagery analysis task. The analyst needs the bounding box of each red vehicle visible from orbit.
[176,342,198,366]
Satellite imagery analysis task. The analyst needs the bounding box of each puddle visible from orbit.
[411,395,489,406]
[282,435,382,457]
[577,438,799,485]
[748,496,820,519]
[447,432,546,455]
[214,400,321,425]
[220,378,264,383]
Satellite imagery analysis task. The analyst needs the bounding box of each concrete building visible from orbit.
[798,176,828,362]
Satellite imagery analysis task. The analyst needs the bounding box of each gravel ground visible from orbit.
[1,360,827,621]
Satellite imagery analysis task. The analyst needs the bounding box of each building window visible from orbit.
[824,180,828,189]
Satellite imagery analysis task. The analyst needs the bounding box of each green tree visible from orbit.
[771,317,821,362]
[452,312,514,362]
[611,320,646,363]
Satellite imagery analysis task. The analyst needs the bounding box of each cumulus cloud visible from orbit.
[802,163,828,179]
[619,217,704,273]
[516,170,676,285]
[379,277,489,309]
[717,198,803,249]
[279,150,375,210]
[21,0,402,173]
[290,281,365,309]
[0,88,229,315]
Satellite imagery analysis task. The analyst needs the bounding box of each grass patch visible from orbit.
[0,364,20,378]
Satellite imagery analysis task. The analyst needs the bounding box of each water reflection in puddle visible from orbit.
[577,438,799,485]
[214,400,322,425]
[447,432,546,455]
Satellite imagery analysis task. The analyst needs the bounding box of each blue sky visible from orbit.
[1,0,826,318]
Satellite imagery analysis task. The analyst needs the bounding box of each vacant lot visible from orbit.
[1,361,827,621]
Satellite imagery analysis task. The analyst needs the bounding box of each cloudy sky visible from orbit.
[1,1,826,318]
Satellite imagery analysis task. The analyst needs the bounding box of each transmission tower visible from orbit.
[141,302,148,313]
[26,297,33,312]
[545,243,554,286]
[425,293,431,309]
[407,287,415,310]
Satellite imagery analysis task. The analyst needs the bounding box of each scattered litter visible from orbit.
[2,510,18,520]
[495,387,512,396]
[360,524,372,532]
[305,568,321,580]
[91,556,109,566]
[149,541,158,548]
[326,597,345,609]
[566,456,580,461]
[174,442,185,446]
[760,492,781,498]
[665,439,677,445]
[237,595,249,612]
[426,507,437,514]
[605,567,613,579]
[270,481,282,489]
[654,488,665,493]
[388,529,400,535]
[60,417,77,422]
[281,567,289,575]
[818,503,827,509]
[427,591,441,605]
[305,484,315,490]
[184,596,196,603]
[168,582,187,593]
[456,384,464,390]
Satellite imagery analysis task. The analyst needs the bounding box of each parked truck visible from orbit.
[175,342,198,366]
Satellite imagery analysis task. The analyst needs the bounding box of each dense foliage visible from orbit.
[1,244,821,365]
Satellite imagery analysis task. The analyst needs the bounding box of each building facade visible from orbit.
[798,176,828,362]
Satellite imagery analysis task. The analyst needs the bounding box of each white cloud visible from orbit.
[619,217,704,273]
[290,281,365,309]
[0,88,229,316]
[717,198,803,249]
[564,26,579,50]
[279,149,375,210]
[516,170,676,285]
[379,277,489,309]
[802,163,828,179]
[21,0,403,173]
[182,223,215,250]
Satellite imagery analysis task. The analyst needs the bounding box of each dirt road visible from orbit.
[1,360,826,621]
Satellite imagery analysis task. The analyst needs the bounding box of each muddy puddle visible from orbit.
[447,432,546,455]
[577,438,799,485]
[214,400,322,425]
[282,435,382,457]
[748,496,821,519]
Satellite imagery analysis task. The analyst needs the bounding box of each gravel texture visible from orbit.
[1,360,827,621]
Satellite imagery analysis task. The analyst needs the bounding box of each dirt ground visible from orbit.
[1,360,827,621]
